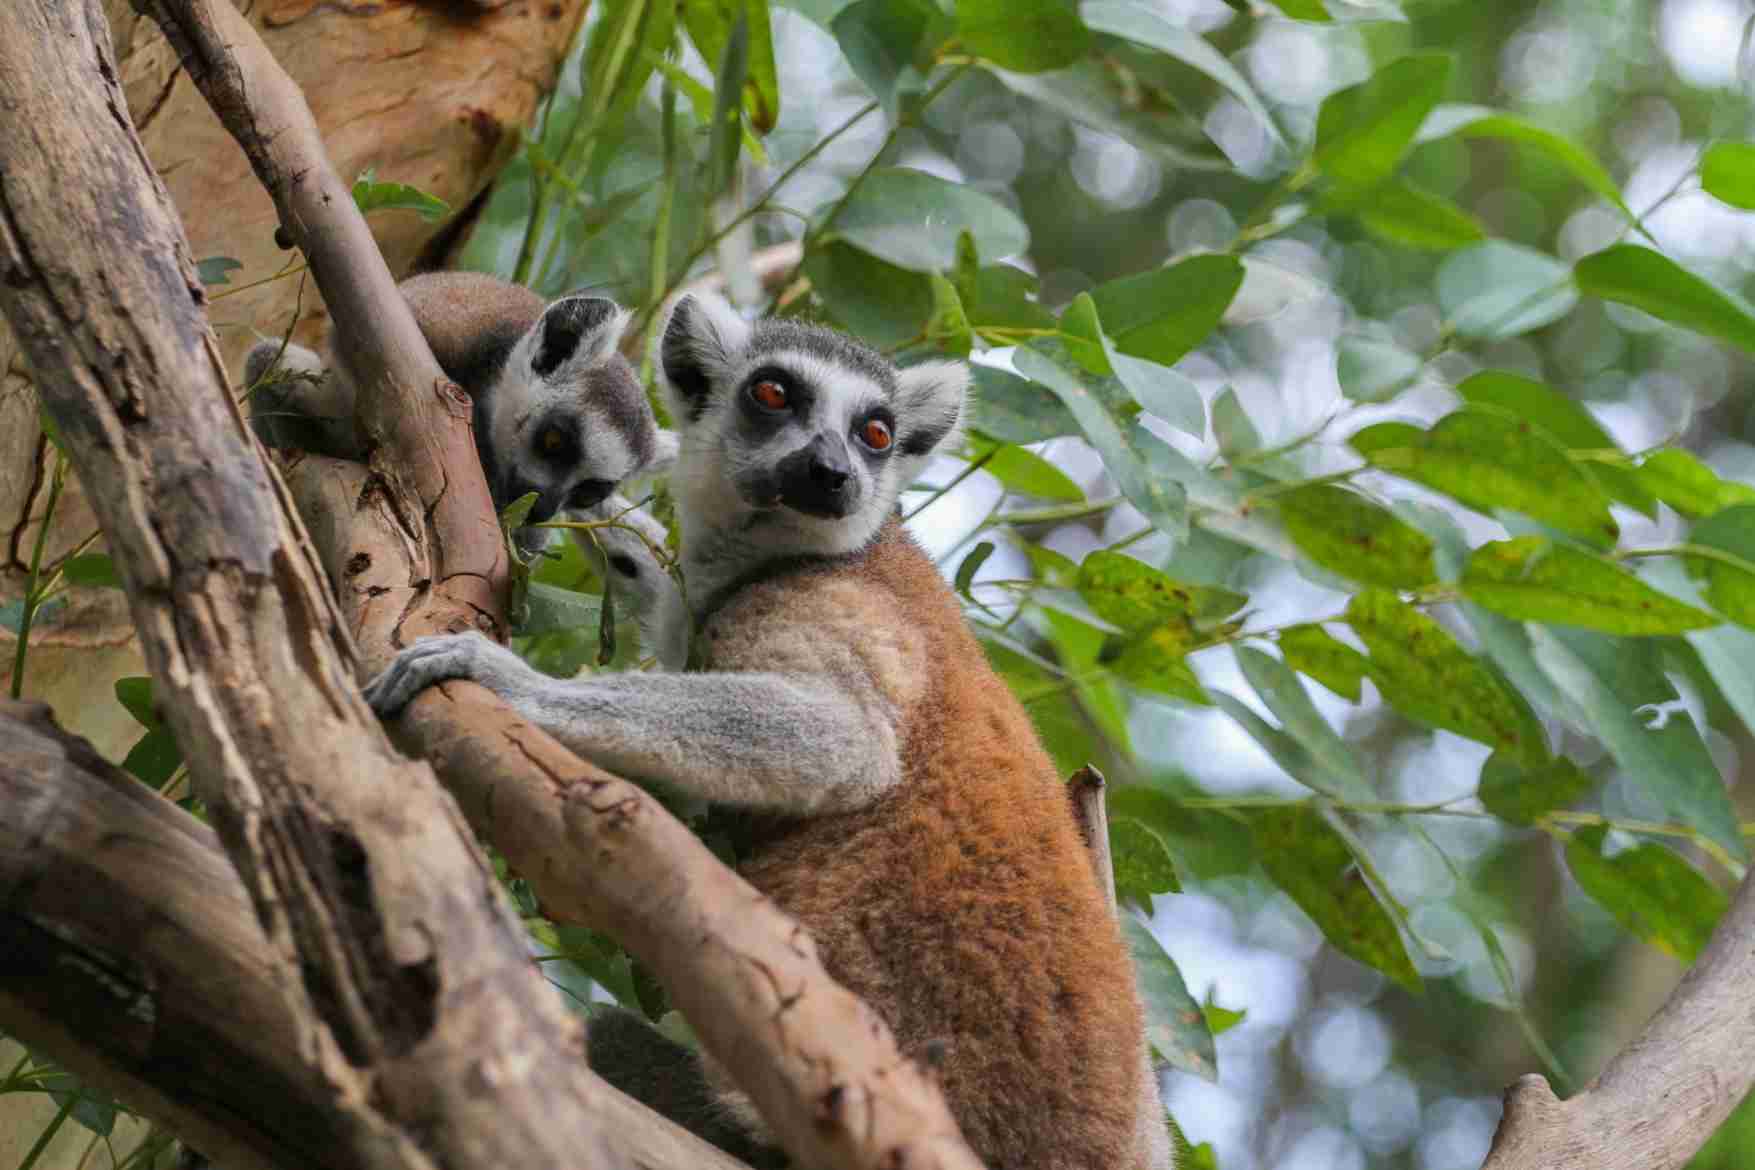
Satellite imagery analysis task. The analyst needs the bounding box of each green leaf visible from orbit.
[972,441,1082,501]
[1111,625,1211,705]
[1210,388,1259,457]
[123,726,182,789]
[1015,342,1189,543]
[1111,816,1183,905]
[954,541,995,597]
[1352,410,1618,546]
[115,676,161,730]
[61,553,120,589]
[1701,142,1755,210]
[38,1072,120,1138]
[1575,244,1755,354]
[1686,504,1755,627]
[1528,627,1745,861]
[1565,825,1727,963]
[1313,53,1452,190]
[500,491,541,533]
[1087,254,1244,367]
[1235,646,1371,800]
[683,0,780,132]
[1436,241,1576,339]
[583,0,679,136]
[519,581,605,636]
[1638,450,1755,519]
[927,273,974,357]
[1080,2,1285,147]
[1058,292,1110,374]
[1108,348,1205,438]
[1336,335,1422,403]
[805,241,932,349]
[1462,537,1717,635]
[1476,749,1594,826]
[990,60,1233,172]
[1453,370,1654,515]
[958,0,1088,71]
[1276,484,1437,590]
[1347,589,1545,763]
[827,168,1028,273]
[1416,105,1629,219]
[1250,804,1420,991]
[1122,916,1216,1080]
[1347,178,1486,250]
[1077,550,1246,633]
[1203,999,1245,1036]
[1210,690,1344,798]
[1107,783,1255,879]
[195,256,243,286]
[1268,0,1330,18]
[1278,623,1369,703]
[704,10,750,199]
[968,364,1079,443]
[832,0,950,113]
[351,169,449,223]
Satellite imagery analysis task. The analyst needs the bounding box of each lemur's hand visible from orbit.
[363,632,534,716]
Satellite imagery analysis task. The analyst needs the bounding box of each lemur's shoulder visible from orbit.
[395,271,544,391]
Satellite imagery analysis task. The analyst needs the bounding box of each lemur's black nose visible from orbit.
[776,435,857,517]
[809,456,849,492]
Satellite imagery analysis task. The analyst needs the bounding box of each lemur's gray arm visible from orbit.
[244,339,366,459]
[362,633,899,812]
[565,492,684,665]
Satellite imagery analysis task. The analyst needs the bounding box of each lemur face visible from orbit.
[658,294,966,555]
[479,294,659,530]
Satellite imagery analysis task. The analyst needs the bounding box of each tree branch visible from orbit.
[1482,868,1755,1169]
[116,2,986,1167]
[0,699,754,1170]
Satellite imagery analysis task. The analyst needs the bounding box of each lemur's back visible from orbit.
[701,519,1145,1170]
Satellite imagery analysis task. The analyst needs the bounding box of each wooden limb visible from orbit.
[0,700,753,1170]
[0,4,626,1167]
[138,2,986,1167]
[1482,868,1755,1169]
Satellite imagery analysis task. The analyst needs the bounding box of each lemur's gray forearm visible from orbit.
[504,670,897,812]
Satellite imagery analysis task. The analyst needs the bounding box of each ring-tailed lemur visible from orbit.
[244,272,676,621]
[363,295,1165,1170]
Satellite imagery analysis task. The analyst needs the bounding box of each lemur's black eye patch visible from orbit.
[534,296,615,376]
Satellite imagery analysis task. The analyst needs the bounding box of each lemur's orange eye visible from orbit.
[539,427,566,455]
[750,380,788,411]
[861,418,893,451]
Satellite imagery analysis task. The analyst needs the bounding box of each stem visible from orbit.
[903,447,997,521]
[1620,542,1755,579]
[208,256,306,302]
[995,496,1123,526]
[11,454,67,700]
[16,1089,77,1170]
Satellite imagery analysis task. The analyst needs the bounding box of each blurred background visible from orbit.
[448,2,1755,1167]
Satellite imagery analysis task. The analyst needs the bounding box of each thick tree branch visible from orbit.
[0,700,752,1170]
[0,3,627,1166]
[127,2,985,1167]
[1482,868,1755,1169]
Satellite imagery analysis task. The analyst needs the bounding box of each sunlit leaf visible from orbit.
[1685,504,1755,627]
[1276,484,1437,589]
[927,272,974,356]
[1111,624,1211,705]
[826,168,1028,272]
[1344,178,1486,250]
[1637,450,1755,519]
[351,169,450,222]
[1111,816,1183,904]
[1278,623,1369,703]
[1108,783,1255,879]
[970,438,1083,501]
[1077,549,1246,633]
[1313,52,1452,190]
[1250,804,1420,991]
[1436,241,1576,339]
[1235,646,1372,800]
[1462,537,1717,635]
[1528,626,1744,861]
[1081,2,1285,147]
[1347,589,1545,763]
[1352,410,1618,546]
[959,0,1088,71]
[1203,999,1246,1036]
[1476,749,1594,826]
[1575,244,1755,354]
[1565,825,1727,963]
[1267,0,1330,20]
[1087,253,1244,367]
[1700,141,1755,211]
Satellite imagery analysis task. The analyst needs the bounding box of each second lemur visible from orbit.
[363,295,1161,1169]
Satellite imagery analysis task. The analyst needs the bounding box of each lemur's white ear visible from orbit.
[657,294,751,420]
[895,360,968,458]
[641,428,681,478]
[531,295,627,378]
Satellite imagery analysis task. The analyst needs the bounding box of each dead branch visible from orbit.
[124,1,986,1167]
[1481,867,1755,1169]
[0,700,753,1170]
[0,2,631,1165]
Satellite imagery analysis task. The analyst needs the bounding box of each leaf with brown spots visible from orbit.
[1462,536,1717,635]
[1121,916,1216,1081]
[1276,483,1437,589]
[1077,549,1246,634]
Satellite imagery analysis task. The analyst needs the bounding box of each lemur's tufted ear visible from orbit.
[531,295,625,378]
[657,294,751,421]
[894,360,968,458]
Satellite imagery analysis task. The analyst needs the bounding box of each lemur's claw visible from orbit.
[363,632,500,717]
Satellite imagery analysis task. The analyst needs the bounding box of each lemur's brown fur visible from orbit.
[700,517,1144,1170]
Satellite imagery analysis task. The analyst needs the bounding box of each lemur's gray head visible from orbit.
[657,293,966,556]
[457,292,663,531]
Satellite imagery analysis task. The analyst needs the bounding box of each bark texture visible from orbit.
[0,699,752,1170]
